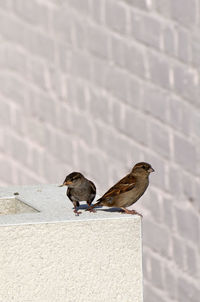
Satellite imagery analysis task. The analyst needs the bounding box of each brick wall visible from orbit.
[0,0,199,301]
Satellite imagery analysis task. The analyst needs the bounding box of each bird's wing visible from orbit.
[99,174,136,201]
[89,180,96,195]
[67,187,73,201]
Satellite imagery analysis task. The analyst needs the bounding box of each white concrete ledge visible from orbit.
[0,185,143,302]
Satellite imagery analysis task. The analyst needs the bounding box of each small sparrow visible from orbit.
[59,172,96,215]
[87,162,154,216]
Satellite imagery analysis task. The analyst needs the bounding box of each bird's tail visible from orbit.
[90,199,103,209]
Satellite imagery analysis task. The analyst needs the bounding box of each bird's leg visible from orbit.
[86,203,97,213]
[86,202,94,212]
[86,200,103,213]
[121,207,143,217]
[85,201,102,213]
[73,201,81,216]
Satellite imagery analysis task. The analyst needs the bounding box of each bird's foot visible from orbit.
[85,207,96,213]
[121,208,143,217]
[73,209,82,216]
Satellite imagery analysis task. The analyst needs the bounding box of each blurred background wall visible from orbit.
[0,0,199,301]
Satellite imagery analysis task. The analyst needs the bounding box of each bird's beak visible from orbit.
[58,181,72,187]
[148,167,155,173]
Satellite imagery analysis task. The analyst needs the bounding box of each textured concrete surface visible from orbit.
[0,184,143,302]
[0,197,38,215]
[0,1,200,301]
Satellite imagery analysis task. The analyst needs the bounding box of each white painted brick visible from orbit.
[172,235,185,270]
[143,219,170,258]
[0,0,11,9]
[110,36,125,67]
[151,255,164,289]
[12,0,49,30]
[147,51,171,89]
[111,98,125,130]
[181,172,195,203]
[56,42,68,73]
[162,25,176,57]
[0,100,12,127]
[68,0,90,15]
[185,245,199,278]
[90,0,105,24]
[71,80,88,111]
[170,0,197,27]
[57,104,73,133]
[123,43,146,77]
[66,78,87,111]
[30,58,47,90]
[91,56,109,87]
[1,47,28,76]
[87,24,110,59]
[127,77,142,108]
[162,197,175,229]
[142,85,169,122]
[105,66,128,101]
[194,180,200,211]
[42,154,66,183]
[191,35,200,69]
[163,264,177,300]
[88,152,109,191]
[74,141,91,175]
[177,277,200,302]
[5,133,30,167]
[144,283,167,302]
[175,207,200,244]
[173,63,199,103]
[154,0,171,18]
[0,157,15,184]
[142,249,151,281]
[72,14,88,50]
[122,107,148,144]
[89,89,110,124]
[149,122,171,159]
[69,51,91,80]
[131,12,162,49]
[0,10,24,43]
[52,7,72,44]
[27,31,55,62]
[105,0,127,34]
[71,111,95,146]
[143,189,162,222]
[0,74,26,104]
[168,96,183,132]
[173,135,197,173]
[177,27,191,63]
[26,119,47,147]
[124,0,149,10]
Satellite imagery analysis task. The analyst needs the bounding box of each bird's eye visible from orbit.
[142,165,146,169]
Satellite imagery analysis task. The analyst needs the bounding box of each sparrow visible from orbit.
[87,162,154,216]
[59,172,96,215]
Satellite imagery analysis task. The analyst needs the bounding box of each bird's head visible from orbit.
[131,162,154,176]
[59,172,84,188]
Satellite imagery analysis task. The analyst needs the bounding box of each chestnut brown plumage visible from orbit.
[59,172,96,215]
[87,162,154,216]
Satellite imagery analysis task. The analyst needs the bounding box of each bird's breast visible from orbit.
[69,187,91,202]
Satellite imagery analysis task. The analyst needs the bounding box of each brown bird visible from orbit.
[87,162,154,216]
[59,172,96,215]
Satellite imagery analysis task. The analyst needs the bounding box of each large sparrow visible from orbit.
[59,172,96,215]
[87,162,154,215]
